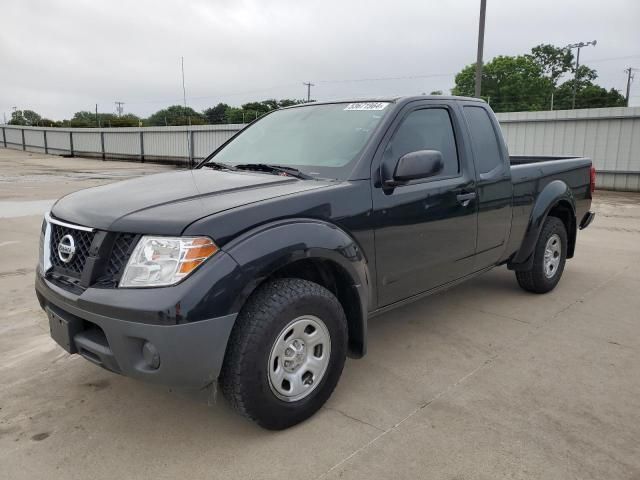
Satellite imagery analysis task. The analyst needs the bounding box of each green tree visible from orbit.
[23,110,43,126]
[146,105,205,126]
[429,90,443,95]
[39,118,59,127]
[452,55,552,112]
[109,114,141,127]
[277,99,305,108]
[529,44,573,87]
[9,109,44,125]
[241,101,271,115]
[224,107,245,124]
[68,111,96,127]
[452,44,626,112]
[553,81,625,109]
[259,99,279,111]
[203,103,230,124]
[9,110,27,125]
[64,111,141,127]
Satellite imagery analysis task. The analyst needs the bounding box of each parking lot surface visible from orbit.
[1,148,639,479]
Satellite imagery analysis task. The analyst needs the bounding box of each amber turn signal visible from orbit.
[178,237,218,275]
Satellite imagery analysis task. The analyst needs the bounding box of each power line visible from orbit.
[317,72,455,84]
[587,54,640,64]
[122,83,301,105]
[14,50,640,118]
[114,53,640,107]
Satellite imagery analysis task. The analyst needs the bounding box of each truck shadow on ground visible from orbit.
[9,267,546,446]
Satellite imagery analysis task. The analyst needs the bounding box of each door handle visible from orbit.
[456,192,476,207]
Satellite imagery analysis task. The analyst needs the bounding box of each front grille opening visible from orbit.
[94,233,138,288]
[45,217,138,290]
[105,233,138,280]
[49,223,95,278]
[78,318,109,342]
[78,347,101,364]
[74,322,121,373]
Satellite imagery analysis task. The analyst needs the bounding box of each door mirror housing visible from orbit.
[385,150,444,187]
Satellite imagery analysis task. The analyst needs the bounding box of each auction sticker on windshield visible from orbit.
[344,102,389,111]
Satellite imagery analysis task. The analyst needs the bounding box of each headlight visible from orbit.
[119,236,218,288]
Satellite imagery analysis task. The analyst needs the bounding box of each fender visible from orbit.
[509,180,576,270]
[222,218,371,357]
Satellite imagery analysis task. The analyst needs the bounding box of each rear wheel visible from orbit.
[516,216,567,293]
[220,278,347,430]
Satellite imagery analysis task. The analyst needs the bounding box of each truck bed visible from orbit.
[505,154,593,261]
[509,155,586,165]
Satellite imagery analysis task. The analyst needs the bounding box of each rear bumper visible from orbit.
[36,273,237,390]
[580,211,596,230]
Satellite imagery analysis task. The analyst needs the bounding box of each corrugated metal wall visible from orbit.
[2,107,640,191]
[0,124,245,166]
[496,107,640,192]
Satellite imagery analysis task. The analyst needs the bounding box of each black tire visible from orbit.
[219,278,347,430]
[516,216,568,294]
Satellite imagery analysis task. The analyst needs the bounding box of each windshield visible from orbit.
[206,102,391,179]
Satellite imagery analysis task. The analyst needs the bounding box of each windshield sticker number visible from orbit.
[344,102,389,111]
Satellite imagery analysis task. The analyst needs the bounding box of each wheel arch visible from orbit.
[223,219,371,358]
[509,180,577,270]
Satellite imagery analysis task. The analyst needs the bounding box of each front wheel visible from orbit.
[220,278,347,430]
[516,216,568,293]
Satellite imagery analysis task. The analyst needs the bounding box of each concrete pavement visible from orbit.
[1,148,639,479]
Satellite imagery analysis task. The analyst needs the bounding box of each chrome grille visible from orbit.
[49,223,95,277]
[44,214,137,289]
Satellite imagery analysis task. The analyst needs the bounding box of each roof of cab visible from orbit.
[283,95,486,109]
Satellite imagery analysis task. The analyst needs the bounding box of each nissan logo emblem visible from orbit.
[57,234,76,263]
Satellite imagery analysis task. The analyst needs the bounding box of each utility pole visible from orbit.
[303,82,314,102]
[95,104,100,127]
[624,67,636,107]
[115,101,124,116]
[181,56,192,165]
[474,0,487,98]
[181,56,188,111]
[565,40,597,109]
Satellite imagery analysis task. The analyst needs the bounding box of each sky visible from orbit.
[1,0,639,121]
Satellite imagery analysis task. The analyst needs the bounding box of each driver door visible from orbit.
[372,104,478,307]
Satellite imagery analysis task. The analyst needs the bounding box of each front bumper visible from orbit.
[36,273,237,390]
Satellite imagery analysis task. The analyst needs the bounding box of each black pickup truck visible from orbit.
[36,96,595,429]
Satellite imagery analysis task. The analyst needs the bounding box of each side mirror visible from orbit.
[385,150,444,187]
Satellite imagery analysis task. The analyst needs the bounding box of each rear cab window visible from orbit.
[462,106,503,175]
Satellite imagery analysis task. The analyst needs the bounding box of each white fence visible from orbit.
[0,124,244,167]
[2,106,640,190]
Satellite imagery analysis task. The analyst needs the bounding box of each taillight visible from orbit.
[590,166,596,194]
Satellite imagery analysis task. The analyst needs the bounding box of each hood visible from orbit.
[51,169,330,235]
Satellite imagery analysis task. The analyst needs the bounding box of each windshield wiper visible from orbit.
[202,161,237,171]
[234,163,313,180]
